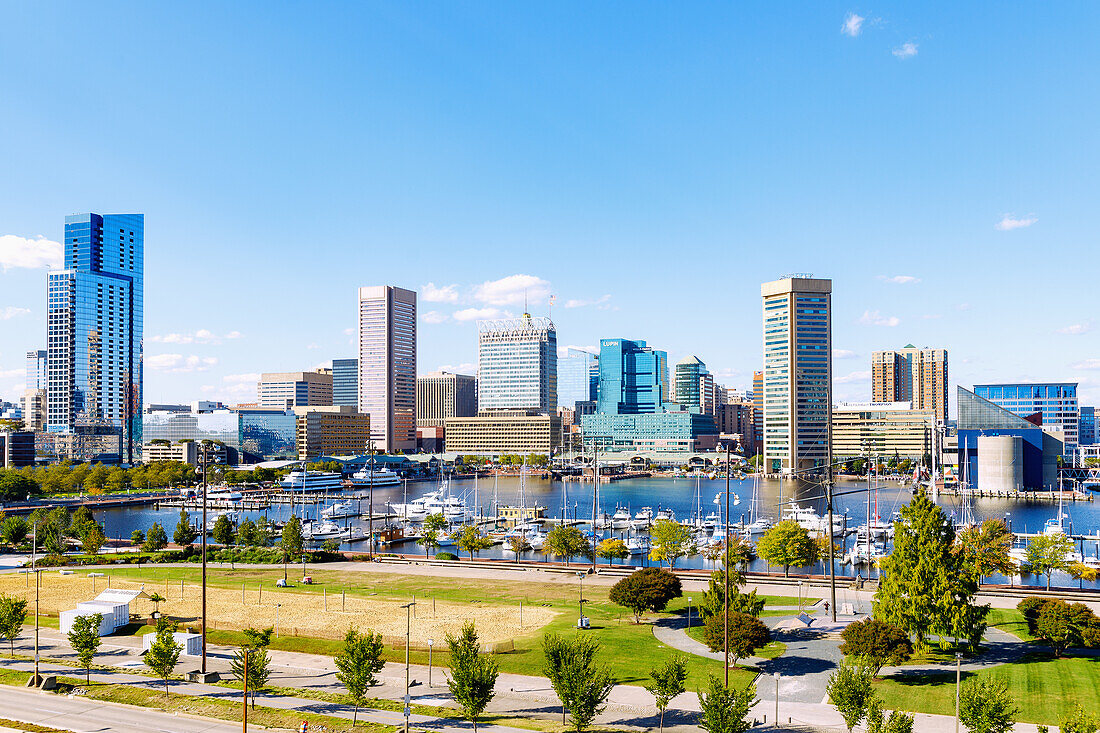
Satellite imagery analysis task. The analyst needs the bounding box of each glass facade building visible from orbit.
[1080,406,1096,446]
[477,314,557,412]
[143,408,296,463]
[557,348,596,410]
[358,286,417,452]
[973,383,1079,450]
[26,350,47,390]
[596,339,667,415]
[761,277,831,475]
[332,358,358,407]
[674,355,714,414]
[47,213,143,463]
[957,387,1060,489]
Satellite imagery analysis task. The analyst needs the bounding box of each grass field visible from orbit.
[876,653,1100,726]
[985,607,1035,642]
[33,565,789,690]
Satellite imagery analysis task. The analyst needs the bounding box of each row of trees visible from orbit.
[0,461,200,498]
[0,505,108,556]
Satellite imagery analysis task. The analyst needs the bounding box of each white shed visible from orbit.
[142,631,202,657]
[60,608,115,636]
[76,601,129,632]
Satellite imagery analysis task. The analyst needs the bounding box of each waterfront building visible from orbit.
[761,276,831,475]
[477,314,557,412]
[558,348,597,410]
[416,371,477,428]
[443,411,562,456]
[143,406,297,463]
[332,358,358,407]
[20,389,46,431]
[358,285,417,452]
[831,402,934,461]
[416,426,445,453]
[871,346,949,422]
[1080,406,1096,446]
[294,405,371,460]
[957,387,1061,490]
[674,356,716,415]
[973,382,1079,452]
[142,440,198,466]
[258,371,333,409]
[581,408,717,452]
[596,339,667,415]
[714,401,756,454]
[47,213,143,463]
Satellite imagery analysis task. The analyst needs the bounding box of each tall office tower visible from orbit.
[596,339,668,415]
[973,382,1079,451]
[477,314,557,412]
[416,371,477,427]
[752,370,764,456]
[26,350,46,390]
[871,345,949,422]
[1080,406,1096,446]
[47,213,143,463]
[22,349,47,431]
[761,276,832,475]
[358,285,417,452]
[332,358,358,407]
[558,348,597,409]
[674,355,715,414]
[258,371,333,409]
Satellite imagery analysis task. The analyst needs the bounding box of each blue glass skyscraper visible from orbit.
[973,383,1079,451]
[557,348,596,409]
[596,339,668,415]
[47,213,143,462]
[332,358,358,407]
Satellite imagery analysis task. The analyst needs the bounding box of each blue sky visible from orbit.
[2,2,1098,408]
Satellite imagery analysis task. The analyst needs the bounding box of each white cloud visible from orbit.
[307,343,319,350]
[877,275,920,285]
[842,12,865,37]
[435,363,477,375]
[224,330,242,339]
[995,214,1037,231]
[472,274,551,307]
[892,42,918,59]
[1059,322,1092,335]
[147,354,218,372]
[836,370,871,384]
[564,294,612,309]
[0,306,31,320]
[150,329,239,345]
[0,234,62,271]
[858,310,900,327]
[421,311,448,324]
[833,349,858,359]
[453,307,502,322]
[956,303,971,311]
[921,314,943,320]
[1072,359,1100,370]
[343,327,355,336]
[0,368,23,379]
[421,282,460,304]
[223,373,261,384]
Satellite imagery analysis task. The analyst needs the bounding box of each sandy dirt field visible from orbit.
[0,571,556,645]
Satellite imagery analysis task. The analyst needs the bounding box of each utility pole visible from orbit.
[723,442,730,687]
[590,438,598,572]
[402,601,416,733]
[368,440,375,561]
[201,441,209,678]
[825,416,837,622]
[242,647,249,733]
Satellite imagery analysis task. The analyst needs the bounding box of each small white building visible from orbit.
[60,587,148,637]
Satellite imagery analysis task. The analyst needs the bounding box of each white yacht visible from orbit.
[322,502,357,519]
[304,521,344,540]
[655,508,676,522]
[611,506,632,529]
[389,488,469,521]
[746,517,773,534]
[206,487,243,502]
[349,467,402,487]
[279,471,343,492]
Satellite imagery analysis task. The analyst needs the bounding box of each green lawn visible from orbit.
[986,607,1035,642]
[876,654,1100,726]
[684,624,786,661]
[98,565,769,690]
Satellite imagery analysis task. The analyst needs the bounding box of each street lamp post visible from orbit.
[773,672,780,726]
[401,601,416,733]
[576,572,586,628]
[954,652,962,733]
[687,596,692,629]
[722,442,731,687]
[201,442,209,677]
[367,441,375,561]
[275,603,281,638]
[427,638,434,687]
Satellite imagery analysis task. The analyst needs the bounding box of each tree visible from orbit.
[696,674,756,733]
[456,526,493,560]
[1026,533,1074,591]
[701,611,770,667]
[545,525,591,565]
[147,593,166,615]
[648,519,695,568]
[700,572,764,620]
[280,516,304,560]
[507,534,532,560]
[0,594,28,656]
[130,529,145,546]
[419,528,441,558]
[236,519,259,546]
[866,696,915,733]
[756,521,817,577]
[542,632,615,732]
[446,622,499,733]
[230,627,273,709]
[595,538,629,566]
[838,619,913,676]
[874,494,988,651]
[143,522,168,552]
[0,472,37,501]
[0,515,29,548]
[81,522,106,556]
[67,612,102,683]
[145,618,182,697]
[826,661,874,733]
[173,509,198,547]
[955,519,1015,582]
[334,627,386,726]
[1036,599,1080,657]
[645,655,687,733]
[1060,704,1100,733]
[212,514,236,546]
[608,568,682,623]
[958,677,1017,733]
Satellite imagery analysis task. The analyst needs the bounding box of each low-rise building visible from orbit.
[258,371,333,409]
[831,402,935,461]
[580,407,717,452]
[21,389,47,431]
[444,411,561,456]
[0,430,35,467]
[294,405,371,460]
[142,440,199,465]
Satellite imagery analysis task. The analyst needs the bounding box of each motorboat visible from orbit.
[305,521,344,540]
[279,471,343,492]
[631,507,654,529]
[746,517,772,534]
[611,506,632,530]
[655,508,676,522]
[322,502,358,519]
[348,467,402,486]
[206,487,243,502]
[341,526,367,542]
[202,510,239,532]
[624,536,647,555]
[389,489,469,521]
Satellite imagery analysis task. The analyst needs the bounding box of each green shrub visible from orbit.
[435,551,458,560]
[1017,596,1047,633]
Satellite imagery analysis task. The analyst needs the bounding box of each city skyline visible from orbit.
[2,4,1099,409]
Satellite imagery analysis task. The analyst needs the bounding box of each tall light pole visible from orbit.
[427,638,434,687]
[954,652,962,733]
[773,672,780,725]
[401,601,416,733]
[722,442,731,687]
[576,572,586,627]
[367,440,375,561]
[200,441,210,679]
